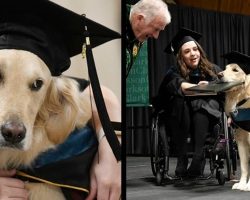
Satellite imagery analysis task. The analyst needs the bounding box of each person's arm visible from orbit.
[181,82,197,92]
[0,169,28,200]
[181,80,209,95]
[84,85,121,200]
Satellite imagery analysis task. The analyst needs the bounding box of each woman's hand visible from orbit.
[84,85,121,200]
[198,80,209,85]
[86,137,121,200]
[0,169,28,200]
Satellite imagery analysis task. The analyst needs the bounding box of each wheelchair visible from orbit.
[149,102,238,186]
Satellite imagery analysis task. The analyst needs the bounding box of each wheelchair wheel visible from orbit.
[229,127,237,175]
[150,115,158,176]
[225,141,231,180]
[216,170,226,185]
[156,171,163,185]
[150,114,166,183]
[222,113,232,181]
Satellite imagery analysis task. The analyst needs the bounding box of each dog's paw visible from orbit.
[232,182,248,190]
[232,183,239,190]
[245,182,250,191]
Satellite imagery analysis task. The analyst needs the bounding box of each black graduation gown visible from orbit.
[158,65,223,121]
[157,65,223,154]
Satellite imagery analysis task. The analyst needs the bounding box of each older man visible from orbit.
[126,0,171,77]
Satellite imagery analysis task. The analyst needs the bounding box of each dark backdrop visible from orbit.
[126,4,250,155]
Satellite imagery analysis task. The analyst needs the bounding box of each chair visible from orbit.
[149,97,238,186]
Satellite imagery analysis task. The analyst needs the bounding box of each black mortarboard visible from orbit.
[0,0,120,76]
[164,27,202,55]
[222,51,250,74]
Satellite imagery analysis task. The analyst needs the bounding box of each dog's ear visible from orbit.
[37,77,91,144]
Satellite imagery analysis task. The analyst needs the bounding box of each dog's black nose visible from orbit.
[1,121,26,144]
[217,72,223,79]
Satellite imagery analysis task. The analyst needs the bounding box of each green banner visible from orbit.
[126,42,149,107]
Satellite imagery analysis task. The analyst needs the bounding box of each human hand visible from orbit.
[0,169,28,200]
[198,81,209,85]
[86,137,121,200]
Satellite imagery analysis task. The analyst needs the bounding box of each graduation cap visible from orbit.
[222,51,250,74]
[164,27,202,55]
[0,0,120,76]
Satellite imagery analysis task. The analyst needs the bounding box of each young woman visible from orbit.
[161,28,222,177]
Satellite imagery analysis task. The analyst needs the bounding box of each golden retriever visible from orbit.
[0,49,93,199]
[219,63,250,191]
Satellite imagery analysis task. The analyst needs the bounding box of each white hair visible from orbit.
[130,0,171,25]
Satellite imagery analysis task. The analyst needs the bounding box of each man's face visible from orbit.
[133,15,166,42]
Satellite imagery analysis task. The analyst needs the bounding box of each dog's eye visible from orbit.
[0,71,4,82]
[30,79,43,91]
[233,68,239,72]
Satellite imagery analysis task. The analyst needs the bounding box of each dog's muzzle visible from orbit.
[0,120,26,147]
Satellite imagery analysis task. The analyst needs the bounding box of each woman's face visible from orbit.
[180,41,200,69]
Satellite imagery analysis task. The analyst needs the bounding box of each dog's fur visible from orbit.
[220,63,250,191]
[0,49,92,199]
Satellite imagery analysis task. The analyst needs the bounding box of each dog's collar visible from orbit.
[236,97,250,107]
[15,126,98,196]
[15,143,97,195]
[230,97,250,131]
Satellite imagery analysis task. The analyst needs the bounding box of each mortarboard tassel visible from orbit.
[82,23,121,162]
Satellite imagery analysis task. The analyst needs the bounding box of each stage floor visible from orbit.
[126,156,249,200]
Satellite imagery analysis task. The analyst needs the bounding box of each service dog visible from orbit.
[219,63,250,191]
[0,49,93,199]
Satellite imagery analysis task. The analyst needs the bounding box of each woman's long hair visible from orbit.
[176,42,217,81]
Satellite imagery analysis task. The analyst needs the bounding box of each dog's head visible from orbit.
[0,49,91,151]
[219,63,246,83]
[218,63,250,94]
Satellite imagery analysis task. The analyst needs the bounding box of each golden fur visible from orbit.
[0,49,92,199]
[220,63,250,191]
